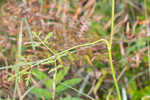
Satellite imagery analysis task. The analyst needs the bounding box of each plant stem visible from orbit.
[108,47,122,100]
[109,0,122,100]
[110,0,115,47]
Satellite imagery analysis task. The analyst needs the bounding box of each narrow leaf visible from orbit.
[56,78,82,93]
[31,69,53,88]
[31,88,52,99]
[61,97,83,100]
[44,32,53,43]
[55,66,69,85]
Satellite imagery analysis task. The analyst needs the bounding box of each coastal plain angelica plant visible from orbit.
[0,0,122,99]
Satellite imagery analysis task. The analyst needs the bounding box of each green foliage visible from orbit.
[31,88,52,99]
[60,97,83,100]
[127,36,147,54]
[32,68,53,88]
[128,81,150,100]
[56,78,82,93]
[89,21,106,37]
[55,67,69,85]
[31,65,82,99]
[146,0,150,14]
[93,60,107,70]
[112,44,121,60]
[0,0,148,100]
[44,32,53,43]
[95,0,112,17]
[30,78,82,99]
[31,65,69,88]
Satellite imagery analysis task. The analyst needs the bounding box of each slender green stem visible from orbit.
[110,0,115,47]
[108,47,122,100]
[0,39,109,70]
[109,0,122,100]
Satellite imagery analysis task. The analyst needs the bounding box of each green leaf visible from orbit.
[56,78,82,93]
[44,32,53,43]
[61,97,83,100]
[55,67,69,85]
[31,69,53,88]
[31,88,52,99]
[25,76,31,87]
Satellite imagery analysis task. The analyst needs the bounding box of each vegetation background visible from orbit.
[0,0,149,100]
